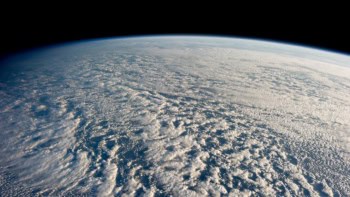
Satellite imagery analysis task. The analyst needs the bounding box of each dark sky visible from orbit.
[1,6,349,59]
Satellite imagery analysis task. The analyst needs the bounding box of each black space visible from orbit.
[1,6,349,59]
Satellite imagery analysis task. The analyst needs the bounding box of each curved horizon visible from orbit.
[2,34,350,61]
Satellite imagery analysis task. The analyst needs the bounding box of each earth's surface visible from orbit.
[0,36,350,196]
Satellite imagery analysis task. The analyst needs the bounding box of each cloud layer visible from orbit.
[0,37,349,196]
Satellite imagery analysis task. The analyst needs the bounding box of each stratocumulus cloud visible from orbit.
[0,36,350,196]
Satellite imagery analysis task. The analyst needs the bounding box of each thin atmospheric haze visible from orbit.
[0,36,350,196]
